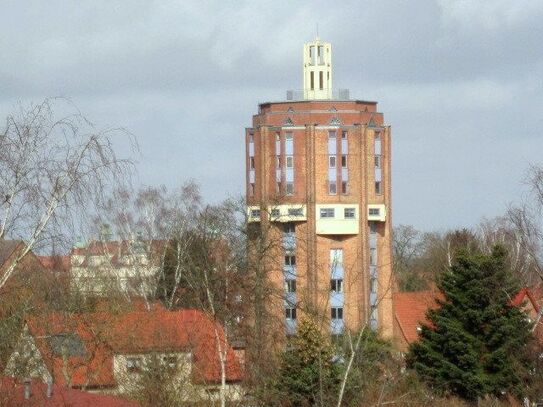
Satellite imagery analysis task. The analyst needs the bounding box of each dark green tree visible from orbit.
[407,246,533,401]
[275,319,341,406]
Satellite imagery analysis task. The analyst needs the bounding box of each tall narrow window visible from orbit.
[285,255,296,266]
[328,131,336,140]
[286,182,294,195]
[341,155,347,168]
[249,157,255,170]
[341,131,347,139]
[329,156,336,168]
[276,156,281,169]
[341,181,348,194]
[330,279,343,292]
[250,183,255,196]
[329,181,337,195]
[319,71,323,90]
[310,71,314,90]
[375,181,382,195]
[285,280,296,293]
[331,307,343,320]
[286,156,294,168]
[286,307,297,320]
[284,223,295,234]
[330,249,343,266]
[249,134,254,143]
[276,182,281,194]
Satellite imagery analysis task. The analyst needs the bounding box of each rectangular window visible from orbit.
[329,155,336,168]
[319,71,323,90]
[330,279,343,293]
[284,222,295,233]
[344,208,356,219]
[285,132,293,141]
[330,249,343,265]
[285,280,296,293]
[286,307,297,320]
[286,156,294,168]
[285,255,296,266]
[369,221,378,234]
[328,130,336,140]
[341,181,348,195]
[126,357,142,372]
[249,134,254,143]
[286,182,294,195]
[310,71,314,90]
[251,209,260,218]
[331,307,343,320]
[375,181,382,195]
[369,208,380,216]
[341,131,347,139]
[288,208,303,217]
[374,155,381,168]
[249,157,255,169]
[249,183,255,196]
[370,248,377,266]
[370,277,378,293]
[341,155,347,168]
[163,356,177,369]
[320,208,335,218]
[329,181,337,195]
[271,209,280,217]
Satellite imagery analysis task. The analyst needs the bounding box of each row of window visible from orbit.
[286,307,344,321]
[320,207,356,219]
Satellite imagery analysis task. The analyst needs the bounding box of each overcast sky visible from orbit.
[1,0,542,231]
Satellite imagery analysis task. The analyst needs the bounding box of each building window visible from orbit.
[370,248,377,266]
[126,357,142,372]
[374,155,381,168]
[344,208,356,219]
[286,182,294,195]
[329,156,336,168]
[285,280,296,293]
[331,307,343,320]
[330,249,343,265]
[331,279,343,293]
[286,156,294,168]
[341,155,347,168]
[249,183,255,196]
[271,209,280,217]
[285,132,293,141]
[249,157,255,169]
[369,221,378,234]
[319,71,323,90]
[288,208,303,217]
[329,181,337,195]
[320,208,335,218]
[249,134,254,143]
[251,209,260,218]
[341,131,347,139]
[370,277,378,293]
[341,181,348,194]
[310,71,314,90]
[369,208,380,216]
[328,130,336,140]
[284,222,295,234]
[286,307,297,320]
[285,255,296,266]
[275,132,280,141]
[276,155,281,169]
[375,181,382,195]
[163,356,177,370]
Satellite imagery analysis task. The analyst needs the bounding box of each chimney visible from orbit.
[23,378,31,400]
[46,377,53,398]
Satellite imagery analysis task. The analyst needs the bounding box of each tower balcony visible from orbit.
[286,89,350,101]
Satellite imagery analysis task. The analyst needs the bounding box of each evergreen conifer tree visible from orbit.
[407,246,533,401]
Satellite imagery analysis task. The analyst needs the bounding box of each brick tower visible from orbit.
[245,37,394,340]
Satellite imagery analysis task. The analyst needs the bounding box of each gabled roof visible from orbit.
[393,290,441,346]
[23,307,243,388]
[0,376,139,407]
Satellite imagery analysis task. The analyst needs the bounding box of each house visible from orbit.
[393,286,543,352]
[0,376,139,406]
[69,239,163,297]
[5,306,244,403]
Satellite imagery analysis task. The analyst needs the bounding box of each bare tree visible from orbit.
[0,98,135,291]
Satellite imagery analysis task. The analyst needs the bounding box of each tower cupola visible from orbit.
[303,37,332,100]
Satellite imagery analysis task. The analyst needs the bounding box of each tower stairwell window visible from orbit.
[310,71,314,90]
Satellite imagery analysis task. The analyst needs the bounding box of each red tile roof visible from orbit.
[393,290,441,346]
[0,376,139,407]
[24,307,243,388]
